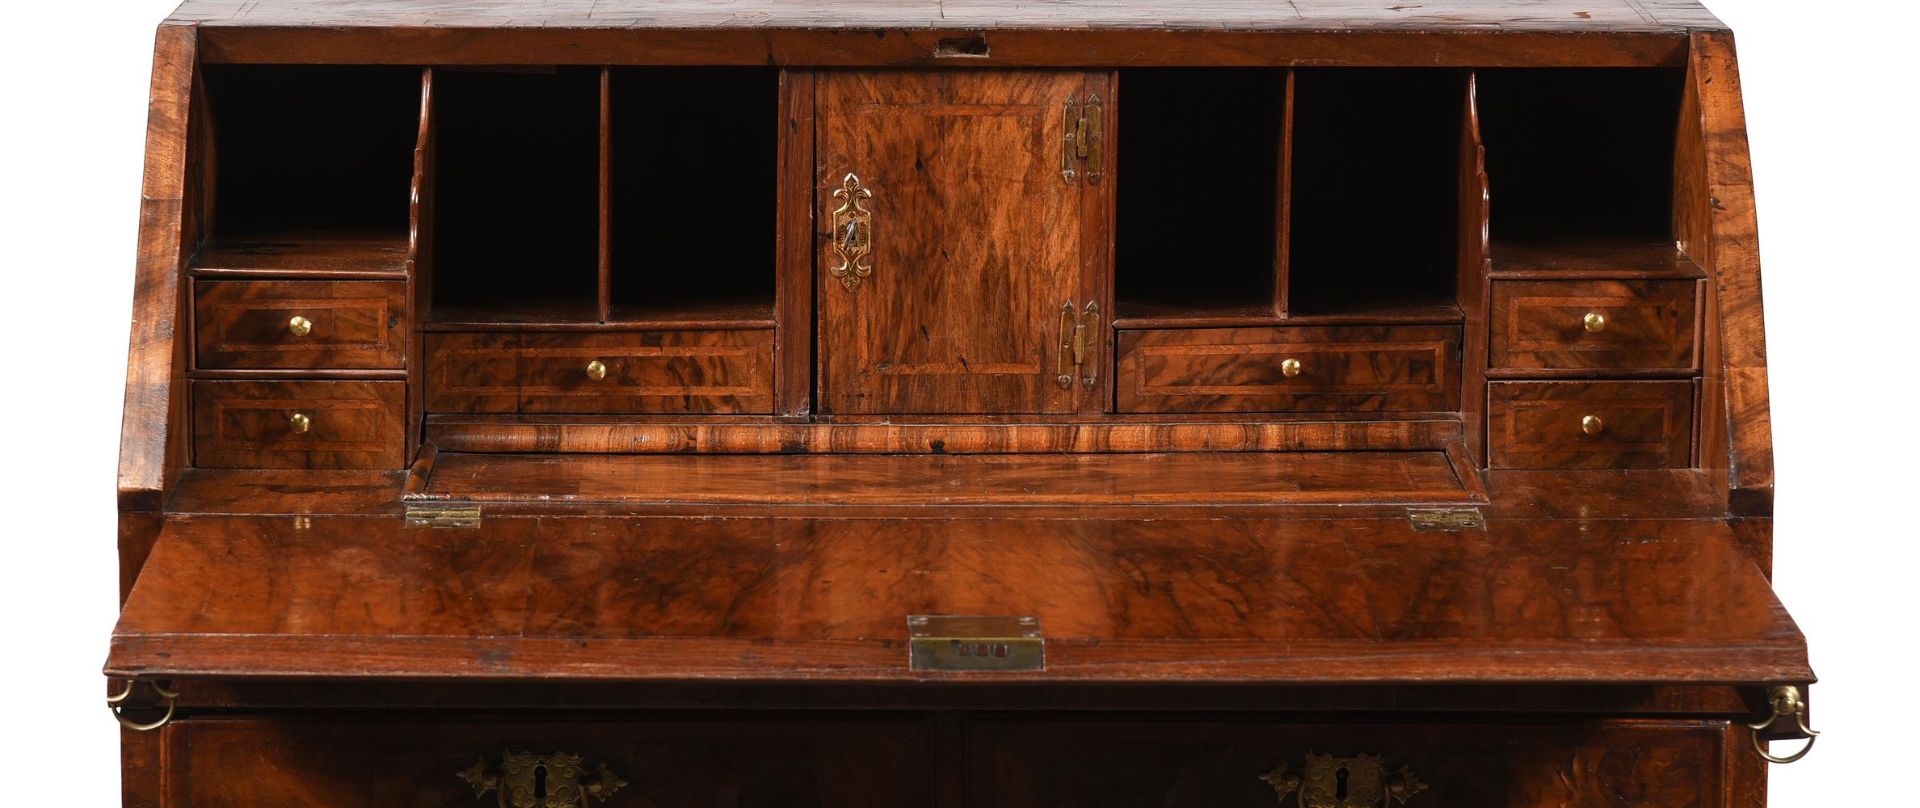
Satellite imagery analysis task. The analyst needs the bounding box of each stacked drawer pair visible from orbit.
[1485,275,1702,468]
[190,278,410,469]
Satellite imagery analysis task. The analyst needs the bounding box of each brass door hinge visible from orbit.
[1056,300,1100,389]
[1061,94,1103,185]
[1408,507,1484,532]
[406,503,481,529]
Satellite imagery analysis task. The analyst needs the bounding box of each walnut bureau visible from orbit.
[108,2,1818,806]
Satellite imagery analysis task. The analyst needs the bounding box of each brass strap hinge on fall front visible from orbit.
[406,503,482,529]
[1055,300,1100,389]
[1061,94,1103,185]
[1407,507,1484,532]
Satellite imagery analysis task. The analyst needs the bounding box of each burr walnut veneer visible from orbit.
[109,1,1813,806]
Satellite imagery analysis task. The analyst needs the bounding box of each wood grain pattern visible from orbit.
[109,515,1807,683]
[425,331,774,414]
[972,718,1726,808]
[1488,279,1699,370]
[1488,380,1694,469]
[191,380,407,469]
[194,280,406,370]
[817,70,1104,415]
[188,231,410,278]
[1116,326,1461,413]
[424,417,1462,455]
[409,450,1478,507]
[173,718,928,808]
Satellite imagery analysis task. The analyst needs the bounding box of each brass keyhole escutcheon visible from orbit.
[1281,358,1303,378]
[585,360,608,381]
[288,315,313,337]
[1582,312,1607,333]
[289,413,312,434]
[1581,415,1604,436]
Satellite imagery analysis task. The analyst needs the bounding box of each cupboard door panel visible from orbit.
[818,70,1106,414]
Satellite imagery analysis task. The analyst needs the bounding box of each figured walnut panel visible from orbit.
[1489,279,1698,370]
[1488,381,1693,469]
[191,381,407,469]
[195,280,407,370]
[172,718,927,807]
[1116,326,1461,413]
[425,331,774,414]
[971,718,1726,808]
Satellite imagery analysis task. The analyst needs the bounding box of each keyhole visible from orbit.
[1335,767,1350,800]
[533,764,549,800]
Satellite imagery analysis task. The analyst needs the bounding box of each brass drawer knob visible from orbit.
[1582,312,1607,333]
[1581,415,1604,436]
[288,315,313,337]
[1280,358,1303,378]
[289,412,312,434]
[585,360,608,381]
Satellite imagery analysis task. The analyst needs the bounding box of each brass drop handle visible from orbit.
[1583,312,1607,333]
[288,315,313,337]
[107,679,180,733]
[1748,684,1821,764]
[1581,415,1604,436]
[585,360,608,381]
[288,412,312,434]
[1280,358,1303,378]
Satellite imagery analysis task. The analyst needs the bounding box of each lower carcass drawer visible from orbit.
[969,718,1731,807]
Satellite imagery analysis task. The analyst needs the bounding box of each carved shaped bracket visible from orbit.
[1261,753,1426,808]
[459,750,629,808]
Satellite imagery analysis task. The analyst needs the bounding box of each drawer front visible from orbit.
[192,380,407,469]
[970,719,1727,807]
[1488,380,1693,469]
[1489,279,1697,370]
[195,280,406,370]
[426,330,775,414]
[1116,326,1460,413]
[171,718,927,807]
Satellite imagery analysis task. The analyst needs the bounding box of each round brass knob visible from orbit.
[585,360,608,381]
[1280,358,1303,378]
[1581,415,1604,436]
[1583,312,1607,333]
[288,315,313,337]
[289,412,312,434]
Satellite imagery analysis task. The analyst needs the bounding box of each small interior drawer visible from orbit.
[1489,279,1698,370]
[426,330,774,414]
[191,380,406,469]
[969,718,1727,807]
[1115,325,1460,413]
[194,280,406,370]
[1487,380,1693,469]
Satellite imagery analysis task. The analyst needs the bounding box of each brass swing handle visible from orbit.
[1748,684,1821,764]
[107,679,180,732]
[1056,301,1100,389]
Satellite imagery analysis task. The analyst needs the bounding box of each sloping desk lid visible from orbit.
[108,514,1810,685]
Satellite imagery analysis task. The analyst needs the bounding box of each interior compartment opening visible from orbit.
[1288,70,1461,319]
[608,68,779,326]
[431,68,601,323]
[1477,68,1683,255]
[199,66,421,260]
[1115,69,1286,322]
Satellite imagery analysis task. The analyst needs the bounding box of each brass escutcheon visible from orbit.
[459,750,628,807]
[1262,753,1426,807]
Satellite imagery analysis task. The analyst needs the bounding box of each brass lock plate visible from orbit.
[908,615,1044,672]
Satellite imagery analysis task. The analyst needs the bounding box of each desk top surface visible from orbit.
[164,0,1726,33]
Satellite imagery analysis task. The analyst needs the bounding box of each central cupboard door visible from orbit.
[818,71,1111,414]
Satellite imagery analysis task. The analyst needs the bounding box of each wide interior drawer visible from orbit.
[1489,279,1698,370]
[1115,325,1461,413]
[1488,380,1694,469]
[970,718,1728,807]
[167,718,927,807]
[425,330,774,414]
[194,279,407,370]
[190,380,406,469]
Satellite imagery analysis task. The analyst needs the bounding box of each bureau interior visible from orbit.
[198,65,421,244]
